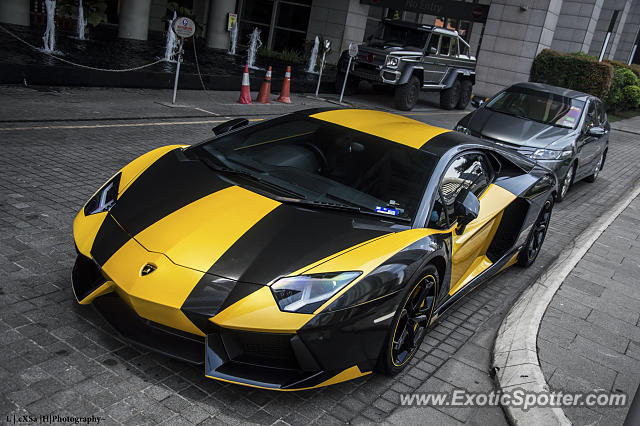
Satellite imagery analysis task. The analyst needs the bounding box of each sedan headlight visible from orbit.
[84,173,121,215]
[386,56,399,68]
[271,271,361,313]
[530,149,572,161]
[455,124,470,135]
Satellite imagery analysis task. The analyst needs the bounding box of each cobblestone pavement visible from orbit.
[1,86,640,425]
[538,194,640,426]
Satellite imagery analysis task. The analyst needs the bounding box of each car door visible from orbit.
[440,152,516,295]
[576,99,602,177]
[423,34,450,85]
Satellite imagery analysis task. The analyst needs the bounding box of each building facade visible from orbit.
[1,0,639,97]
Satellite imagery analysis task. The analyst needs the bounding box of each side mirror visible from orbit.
[212,118,249,135]
[470,97,484,108]
[453,189,480,233]
[587,126,605,137]
[429,47,437,55]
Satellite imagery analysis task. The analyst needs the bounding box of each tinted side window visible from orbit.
[440,154,492,221]
[450,37,458,56]
[440,36,451,55]
[596,101,606,125]
[428,34,440,53]
[427,190,449,229]
[583,101,596,130]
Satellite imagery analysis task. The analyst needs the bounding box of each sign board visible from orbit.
[173,17,196,38]
[359,0,490,23]
[348,42,358,58]
[227,13,238,31]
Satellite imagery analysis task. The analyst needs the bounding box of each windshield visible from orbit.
[371,22,430,49]
[187,116,438,221]
[485,87,585,129]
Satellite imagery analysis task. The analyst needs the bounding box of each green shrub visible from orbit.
[280,49,303,64]
[622,85,640,108]
[530,49,614,99]
[631,64,640,79]
[619,68,639,86]
[257,46,277,58]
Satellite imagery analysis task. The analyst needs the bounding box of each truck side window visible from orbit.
[440,36,451,55]
[450,37,458,56]
[428,34,440,54]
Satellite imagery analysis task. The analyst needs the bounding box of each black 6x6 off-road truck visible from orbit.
[336,18,477,111]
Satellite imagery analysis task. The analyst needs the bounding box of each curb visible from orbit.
[492,180,640,425]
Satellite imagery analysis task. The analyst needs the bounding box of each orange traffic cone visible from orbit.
[276,66,292,104]
[238,64,251,104]
[256,66,272,104]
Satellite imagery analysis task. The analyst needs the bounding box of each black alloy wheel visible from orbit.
[585,151,606,183]
[517,196,554,267]
[379,266,438,374]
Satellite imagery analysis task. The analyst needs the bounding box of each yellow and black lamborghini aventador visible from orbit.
[72,108,556,390]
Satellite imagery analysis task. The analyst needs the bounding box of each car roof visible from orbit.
[308,109,451,150]
[509,82,591,101]
[381,18,434,32]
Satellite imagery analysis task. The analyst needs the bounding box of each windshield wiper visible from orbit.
[199,158,306,199]
[280,198,411,222]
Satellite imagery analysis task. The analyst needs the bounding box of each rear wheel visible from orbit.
[556,163,576,202]
[394,75,421,111]
[584,150,606,183]
[377,265,438,374]
[440,79,461,110]
[456,80,472,110]
[517,195,554,267]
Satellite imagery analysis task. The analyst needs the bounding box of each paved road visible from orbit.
[1,86,638,425]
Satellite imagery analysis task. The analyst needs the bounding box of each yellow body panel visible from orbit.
[134,186,281,273]
[310,109,450,149]
[449,184,516,295]
[101,238,206,336]
[211,286,313,333]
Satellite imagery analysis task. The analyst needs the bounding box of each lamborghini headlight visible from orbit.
[271,271,362,314]
[386,56,399,68]
[530,148,572,161]
[84,173,121,216]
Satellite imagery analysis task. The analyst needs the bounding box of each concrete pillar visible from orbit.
[551,0,604,54]
[206,0,236,49]
[118,0,152,41]
[0,0,30,26]
[474,0,564,97]
[613,0,640,61]
[588,0,627,57]
[306,0,369,64]
[607,0,632,59]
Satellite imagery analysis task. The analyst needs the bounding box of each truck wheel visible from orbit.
[456,80,472,110]
[394,76,420,111]
[335,71,358,96]
[440,79,461,110]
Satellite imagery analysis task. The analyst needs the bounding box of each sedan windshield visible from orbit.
[485,87,585,129]
[187,116,438,221]
[370,22,430,49]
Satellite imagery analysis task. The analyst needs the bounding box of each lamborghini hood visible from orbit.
[105,148,394,285]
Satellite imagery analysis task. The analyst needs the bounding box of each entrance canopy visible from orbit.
[360,0,490,23]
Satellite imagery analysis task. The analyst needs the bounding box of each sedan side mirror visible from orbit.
[587,126,606,137]
[454,189,480,233]
[212,118,249,135]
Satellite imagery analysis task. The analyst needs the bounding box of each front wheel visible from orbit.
[377,265,438,374]
[517,195,554,267]
[440,79,461,110]
[393,75,421,111]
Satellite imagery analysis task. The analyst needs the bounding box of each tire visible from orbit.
[517,194,554,267]
[393,75,421,111]
[377,265,438,375]
[440,79,461,110]
[335,71,358,96]
[584,150,606,183]
[556,162,576,202]
[456,80,472,110]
